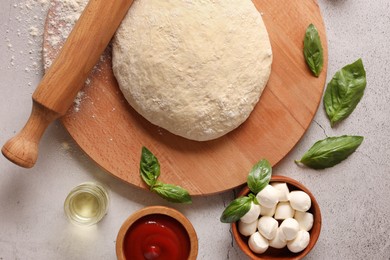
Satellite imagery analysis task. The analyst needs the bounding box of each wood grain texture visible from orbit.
[43,0,328,195]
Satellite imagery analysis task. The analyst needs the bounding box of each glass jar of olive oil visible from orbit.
[64,182,109,226]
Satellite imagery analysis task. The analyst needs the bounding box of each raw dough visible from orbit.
[113,0,272,141]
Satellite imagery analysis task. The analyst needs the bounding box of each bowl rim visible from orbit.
[232,175,322,260]
[116,205,198,260]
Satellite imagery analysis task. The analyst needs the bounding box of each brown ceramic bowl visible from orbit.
[116,206,198,260]
[232,175,322,260]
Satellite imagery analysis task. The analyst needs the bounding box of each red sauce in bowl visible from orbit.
[123,214,191,260]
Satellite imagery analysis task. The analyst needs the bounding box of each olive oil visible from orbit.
[64,182,109,226]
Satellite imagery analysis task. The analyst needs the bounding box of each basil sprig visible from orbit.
[295,135,364,169]
[140,147,160,187]
[220,159,271,223]
[220,196,253,223]
[140,146,192,204]
[247,159,272,194]
[324,59,367,127]
[303,23,324,77]
[153,182,192,204]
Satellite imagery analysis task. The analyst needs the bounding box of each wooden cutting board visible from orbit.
[43,0,327,195]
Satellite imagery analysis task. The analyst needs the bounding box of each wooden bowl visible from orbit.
[116,206,198,260]
[232,175,322,260]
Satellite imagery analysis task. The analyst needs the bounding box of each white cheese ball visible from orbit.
[269,228,287,249]
[274,202,295,220]
[294,211,314,232]
[256,185,280,208]
[248,232,269,254]
[257,216,278,240]
[280,218,300,241]
[271,182,290,202]
[240,202,261,223]
[260,204,276,217]
[287,230,310,253]
[289,191,311,212]
[238,219,258,237]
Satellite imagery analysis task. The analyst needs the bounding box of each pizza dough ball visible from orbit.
[113,0,272,141]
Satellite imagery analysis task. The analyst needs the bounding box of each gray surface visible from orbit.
[0,0,389,259]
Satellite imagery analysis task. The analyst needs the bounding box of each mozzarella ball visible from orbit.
[238,219,258,237]
[294,211,314,232]
[274,202,295,220]
[287,230,310,253]
[271,182,290,202]
[240,202,261,223]
[289,191,311,212]
[280,218,300,241]
[260,204,276,217]
[257,216,278,240]
[256,185,280,208]
[248,232,269,254]
[269,228,287,249]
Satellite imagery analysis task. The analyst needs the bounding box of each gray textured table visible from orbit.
[0,0,389,259]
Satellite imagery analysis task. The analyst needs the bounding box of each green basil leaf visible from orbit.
[248,193,259,205]
[303,23,324,77]
[152,182,192,204]
[247,159,272,194]
[140,146,160,187]
[220,196,252,223]
[295,135,364,169]
[324,58,367,127]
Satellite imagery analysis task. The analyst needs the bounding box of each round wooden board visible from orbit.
[43,0,327,195]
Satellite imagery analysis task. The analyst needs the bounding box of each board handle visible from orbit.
[2,101,59,168]
[2,0,134,168]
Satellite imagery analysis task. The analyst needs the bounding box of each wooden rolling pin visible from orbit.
[2,0,134,168]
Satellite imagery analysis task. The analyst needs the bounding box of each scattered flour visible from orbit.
[61,141,71,151]
[73,91,85,112]
[43,0,88,70]
[4,0,50,73]
[29,26,39,37]
[5,0,98,113]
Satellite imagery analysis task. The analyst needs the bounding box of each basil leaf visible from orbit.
[152,182,192,204]
[220,196,252,223]
[295,135,364,169]
[247,159,272,194]
[324,59,367,127]
[248,193,259,205]
[140,146,160,187]
[303,23,324,77]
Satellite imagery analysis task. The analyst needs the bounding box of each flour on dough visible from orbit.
[113,0,272,141]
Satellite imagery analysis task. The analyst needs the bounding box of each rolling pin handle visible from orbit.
[2,0,135,168]
[1,101,60,168]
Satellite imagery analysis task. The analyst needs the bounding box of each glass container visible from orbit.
[64,182,109,226]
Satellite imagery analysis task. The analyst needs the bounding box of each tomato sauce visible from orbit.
[123,214,191,260]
